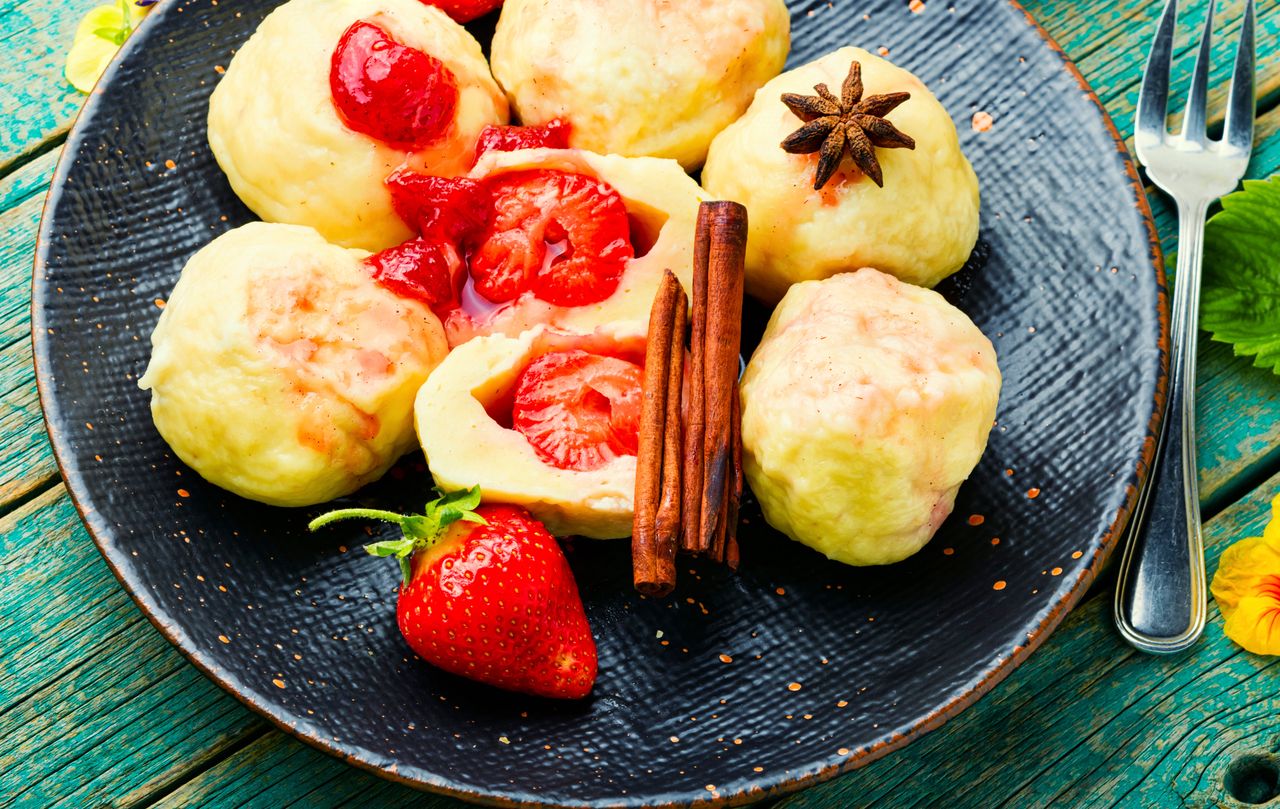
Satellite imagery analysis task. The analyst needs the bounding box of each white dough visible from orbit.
[139,223,449,507]
[208,0,508,251]
[703,47,980,303]
[740,269,1001,566]
[491,0,790,170]
[416,324,644,538]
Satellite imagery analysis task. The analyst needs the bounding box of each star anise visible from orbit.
[780,60,916,190]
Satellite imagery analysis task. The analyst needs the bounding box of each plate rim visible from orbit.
[29,1,1171,806]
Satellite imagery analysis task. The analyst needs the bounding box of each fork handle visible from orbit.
[1113,200,1209,654]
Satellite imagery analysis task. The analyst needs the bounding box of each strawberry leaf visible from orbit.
[1201,176,1280,375]
[308,487,488,586]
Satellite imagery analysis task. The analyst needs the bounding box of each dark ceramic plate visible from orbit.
[33,0,1166,806]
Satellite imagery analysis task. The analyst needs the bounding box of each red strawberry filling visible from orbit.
[469,170,633,307]
[365,237,460,312]
[511,350,643,472]
[379,168,635,318]
[473,119,572,164]
[330,21,459,150]
[418,0,503,24]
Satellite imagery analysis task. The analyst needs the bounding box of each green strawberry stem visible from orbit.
[307,486,487,585]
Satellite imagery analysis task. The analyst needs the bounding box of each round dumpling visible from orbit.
[442,147,709,345]
[208,0,508,252]
[490,0,790,170]
[416,324,645,538]
[703,47,980,303]
[139,222,449,507]
[740,269,1000,566]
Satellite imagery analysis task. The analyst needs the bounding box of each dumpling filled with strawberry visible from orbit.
[139,222,449,507]
[415,324,647,538]
[490,0,790,169]
[379,147,707,347]
[207,0,508,252]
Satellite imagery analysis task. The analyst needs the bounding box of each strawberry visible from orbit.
[473,119,572,164]
[512,350,643,471]
[309,487,597,700]
[365,237,460,313]
[330,21,459,149]
[385,170,489,242]
[417,0,502,24]
[468,170,633,307]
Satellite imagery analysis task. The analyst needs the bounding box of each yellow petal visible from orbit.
[65,3,151,94]
[1211,492,1280,655]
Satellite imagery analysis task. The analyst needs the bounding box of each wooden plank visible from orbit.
[0,152,59,508]
[776,472,1280,809]
[0,0,99,172]
[0,485,266,809]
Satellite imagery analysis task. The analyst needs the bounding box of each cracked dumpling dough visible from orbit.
[416,324,644,539]
[208,0,507,252]
[740,269,1000,566]
[139,222,449,507]
[490,0,790,170]
[703,46,980,303]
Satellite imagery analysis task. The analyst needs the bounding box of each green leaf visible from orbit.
[365,538,417,558]
[1202,176,1280,375]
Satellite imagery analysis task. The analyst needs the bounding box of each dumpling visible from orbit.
[139,222,449,507]
[427,147,708,346]
[208,0,508,252]
[703,47,980,303]
[416,324,646,538]
[490,0,790,170]
[739,269,1001,566]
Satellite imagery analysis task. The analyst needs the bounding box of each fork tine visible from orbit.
[1223,0,1256,153]
[1137,0,1179,148]
[1180,0,1216,143]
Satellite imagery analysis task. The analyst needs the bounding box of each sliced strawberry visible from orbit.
[417,0,502,24]
[473,119,572,164]
[330,21,459,150]
[468,170,633,307]
[511,350,643,471]
[365,237,460,313]
[385,170,489,242]
[309,488,597,700]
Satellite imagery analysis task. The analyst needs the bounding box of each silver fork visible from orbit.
[1114,0,1255,654]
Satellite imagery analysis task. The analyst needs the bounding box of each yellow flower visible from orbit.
[65,1,151,94]
[1211,493,1280,655]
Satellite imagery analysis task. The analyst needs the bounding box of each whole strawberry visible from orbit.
[310,487,597,699]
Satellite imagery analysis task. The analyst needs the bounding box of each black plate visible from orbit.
[33,1,1167,806]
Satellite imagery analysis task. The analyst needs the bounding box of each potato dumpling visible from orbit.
[490,0,790,170]
[740,269,1000,566]
[416,324,645,539]
[703,47,980,303]
[208,0,507,252]
[139,223,449,507]
[445,147,709,345]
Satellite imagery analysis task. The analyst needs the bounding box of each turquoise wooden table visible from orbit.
[3,1,1280,807]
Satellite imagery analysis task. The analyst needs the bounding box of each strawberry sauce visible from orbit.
[330,21,459,149]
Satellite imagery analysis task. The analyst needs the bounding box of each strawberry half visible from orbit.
[473,119,572,165]
[512,350,643,471]
[417,0,502,24]
[365,237,460,313]
[330,21,459,149]
[309,487,597,700]
[385,170,489,243]
[468,170,633,307]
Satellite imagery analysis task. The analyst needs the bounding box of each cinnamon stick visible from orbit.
[680,210,712,554]
[633,270,682,595]
[725,384,743,570]
[654,293,687,564]
[697,202,748,557]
